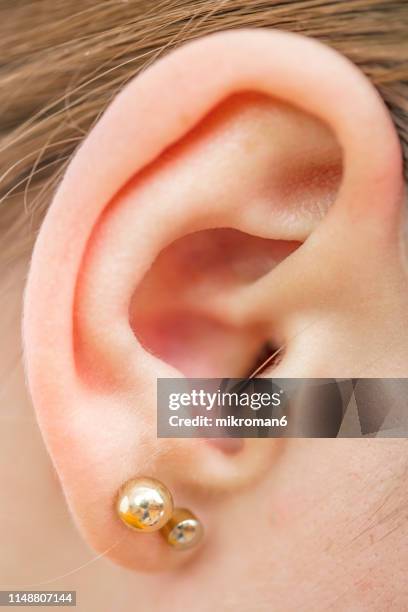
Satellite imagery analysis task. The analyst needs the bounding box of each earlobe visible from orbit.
[23,28,406,572]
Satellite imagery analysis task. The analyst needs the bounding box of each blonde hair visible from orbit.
[1,0,407,263]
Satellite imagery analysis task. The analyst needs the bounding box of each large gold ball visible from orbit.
[117,477,174,532]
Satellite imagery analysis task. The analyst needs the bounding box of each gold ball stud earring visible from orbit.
[116,477,174,532]
[160,508,204,551]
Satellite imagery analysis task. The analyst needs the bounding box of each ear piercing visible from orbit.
[116,477,203,550]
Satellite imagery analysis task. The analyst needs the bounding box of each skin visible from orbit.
[1,29,408,610]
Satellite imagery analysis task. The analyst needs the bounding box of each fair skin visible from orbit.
[1,29,408,610]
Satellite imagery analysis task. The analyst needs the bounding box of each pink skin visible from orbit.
[14,28,408,609]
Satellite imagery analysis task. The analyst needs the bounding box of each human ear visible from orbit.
[23,29,407,572]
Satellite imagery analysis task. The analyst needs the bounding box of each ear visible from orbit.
[23,29,407,572]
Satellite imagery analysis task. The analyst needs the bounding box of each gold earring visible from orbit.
[116,477,204,550]
[116,477,174,532]
[160,507,204,551]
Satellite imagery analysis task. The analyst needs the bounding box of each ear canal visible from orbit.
[130,228,299,378]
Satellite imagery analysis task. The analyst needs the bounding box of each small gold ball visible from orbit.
[117,477,174,532]
[161,508,204,550]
